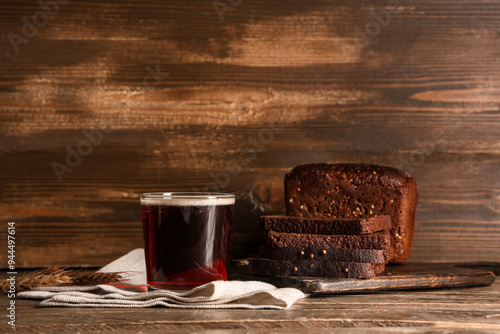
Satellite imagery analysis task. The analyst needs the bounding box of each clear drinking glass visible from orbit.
[140,192,235,290]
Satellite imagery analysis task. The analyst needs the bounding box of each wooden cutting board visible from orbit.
[229,262,498,294]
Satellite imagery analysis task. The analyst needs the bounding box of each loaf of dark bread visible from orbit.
[249,258,385,278]
[261,215,391,235]
[267,230,391,251]
[258,245,387,264]
[285,163,418,263]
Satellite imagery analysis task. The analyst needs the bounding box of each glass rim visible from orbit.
[140,192,235,200]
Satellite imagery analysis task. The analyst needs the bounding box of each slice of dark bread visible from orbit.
[261,215,391,235]
[285,163,418,263]
[258,245,387,264]
[267,231,391,252]
[249,258,385,278]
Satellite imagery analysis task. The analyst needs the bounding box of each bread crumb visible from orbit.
[373,171,377,174]
[300,250,305,255]
[371,204,375,209]
[310,264,315,268]
[390,199,394,203]
[322,250,327,255]
[344,268,349,273]
[294,267,298,271]
[310,254,314,258]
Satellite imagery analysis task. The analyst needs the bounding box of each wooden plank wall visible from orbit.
[0,0,499,267]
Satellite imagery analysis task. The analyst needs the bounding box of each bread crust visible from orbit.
[261,215,391,235]
[258,245,387,264]
[284,163,418,263]
[249,258,385,278]
[267,230,392,251]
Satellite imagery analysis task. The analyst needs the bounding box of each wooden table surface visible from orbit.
[2,271,499,333]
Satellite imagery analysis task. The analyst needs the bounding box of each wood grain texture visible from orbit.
[1,269,500,332]
[0,0,499,267]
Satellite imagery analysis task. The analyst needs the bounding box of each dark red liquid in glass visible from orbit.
[141,203,234,290]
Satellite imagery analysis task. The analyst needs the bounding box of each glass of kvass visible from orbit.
[140,192,235,290]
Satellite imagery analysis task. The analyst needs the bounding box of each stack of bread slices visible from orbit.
[249,163,418,279]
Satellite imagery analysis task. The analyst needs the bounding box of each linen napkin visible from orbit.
[17,249,307,309]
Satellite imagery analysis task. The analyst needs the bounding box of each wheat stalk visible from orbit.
[71,271,122,286]
[1,267,123,293]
